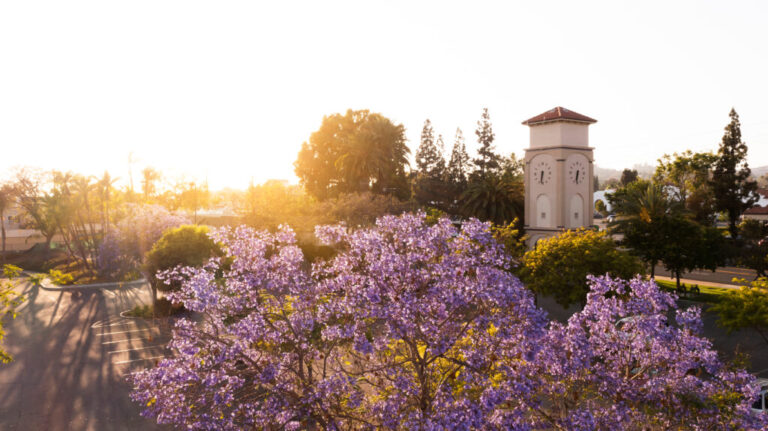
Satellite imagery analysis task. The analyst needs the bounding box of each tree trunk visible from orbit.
[650,261,655,279]
[675,271,681,289]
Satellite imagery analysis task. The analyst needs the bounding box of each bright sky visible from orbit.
[2,1,767,190]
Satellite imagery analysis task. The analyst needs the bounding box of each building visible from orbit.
[523,107,597,246]
[742,189,768,221]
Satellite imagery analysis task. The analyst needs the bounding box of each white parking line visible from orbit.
[102,336,154,345]
[108,345,166,354]
[97,328,157,336]
[114,355,166,365]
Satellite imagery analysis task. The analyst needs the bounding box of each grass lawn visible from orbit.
[652,278,735,304]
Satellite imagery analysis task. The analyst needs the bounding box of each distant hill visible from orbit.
[594,164,654,181]
[751,165,768,178]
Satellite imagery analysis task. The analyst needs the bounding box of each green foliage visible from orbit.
[3,265,22,278]
[608,180,726,285]
[28,273,46,286]
[294,109,410,200]
[608,180,681,276]
[446,128,470,187]
[594,199,608,217]
[711,278,768,346]
[654,150,718,224]
[711,109,759,238]
[737,219,768,277]
[414,119,445,178]
[47,269,74,286]
[315,192,415,228]
[0,264,25,363]
[659,216,726,288]
[424,207,448,226]
[619,168,639,186]
[144,225,223,293]
[460,175,523,225]
[520,229,643,307]
[491,219,527,264]
[471,108,501,179]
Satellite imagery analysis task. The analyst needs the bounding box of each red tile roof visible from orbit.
[745,206,768,215]
[522,106,597,126]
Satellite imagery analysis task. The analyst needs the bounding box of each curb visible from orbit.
[38,277,148,291]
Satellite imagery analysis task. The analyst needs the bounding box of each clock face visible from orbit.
[568,161,587,185]
[531,161,552,185]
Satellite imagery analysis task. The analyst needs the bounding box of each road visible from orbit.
[654,265,757,286]
[0,279,170,430]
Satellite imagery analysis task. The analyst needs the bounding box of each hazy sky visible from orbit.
[2,1,767,190]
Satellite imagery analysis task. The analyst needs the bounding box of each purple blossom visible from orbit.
[129,213,767,430]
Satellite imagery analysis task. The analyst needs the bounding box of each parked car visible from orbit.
[752,378,768,414]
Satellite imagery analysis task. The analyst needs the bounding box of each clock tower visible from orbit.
[522,107,597,246]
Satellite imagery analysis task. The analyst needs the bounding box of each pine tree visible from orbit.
[415,119,444,179]
[472,108,501,179]
[435,134,446,178]
[711,108,759,238]
[447,128,470,185]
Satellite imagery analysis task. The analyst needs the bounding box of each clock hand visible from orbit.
[575,170,579,183]
[540,171,544,184]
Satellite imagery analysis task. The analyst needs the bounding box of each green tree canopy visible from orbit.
[711,277,768,347]
[471,108,500,179]
[294,109,410,200]
[737,219,768,277]
[520,228,643,307]
[608,180,682,277]
[144,225,223,304]
[0,265,24,364]
[446,127,470,187]
[654,150,718,224]
[619,169,639,186]
[711,108,758,238]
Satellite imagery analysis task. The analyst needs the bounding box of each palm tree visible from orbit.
[97,171,119,230]
[141,167,161,202]
[335,113,409,196]
[607,180,683,278]
[460,175,523,225]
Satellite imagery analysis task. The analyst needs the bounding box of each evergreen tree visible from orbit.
[413,120,449,209]
[434,134,446,177]
[415,119,444,178]
[472,108,501,179]
[619,169,639,186]
[447,128,470,185]
[711,108,758,238]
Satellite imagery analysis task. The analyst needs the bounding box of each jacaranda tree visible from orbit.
[130,213,768,430]
[534,276,764,430]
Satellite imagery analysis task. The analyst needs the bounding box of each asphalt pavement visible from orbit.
[0,279,170,430]
[654,265,758,286]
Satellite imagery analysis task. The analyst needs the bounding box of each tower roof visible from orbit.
[522,106,597,126]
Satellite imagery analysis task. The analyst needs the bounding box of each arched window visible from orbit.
[569,194,584,228]
[536,194,553,228]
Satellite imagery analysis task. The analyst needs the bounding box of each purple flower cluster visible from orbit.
[129,213,768,430]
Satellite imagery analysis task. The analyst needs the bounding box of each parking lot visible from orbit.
[0,279,168,430]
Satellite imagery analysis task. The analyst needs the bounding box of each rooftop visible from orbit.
[522,106,597,126]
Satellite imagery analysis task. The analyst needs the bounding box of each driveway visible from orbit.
[0,278,170,430]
